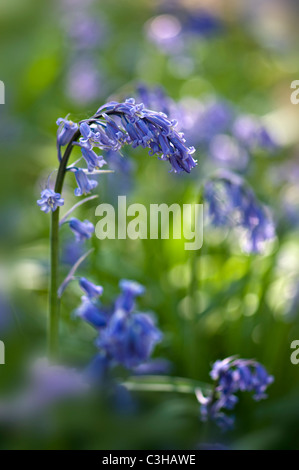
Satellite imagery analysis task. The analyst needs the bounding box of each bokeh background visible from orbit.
[0,0,299,449]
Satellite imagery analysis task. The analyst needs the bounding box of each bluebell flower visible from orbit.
[37,189,64,213]
[196,357,274,431]
[79,277,103,299]
[200,101,233,139]
[97,310,162,369]
[209,135,249,171]
[66,58,102,105]
[136,83,173,116]
[75,279,163,379]
[56,118,78,147]
[0,358,88,419]
[79,98,196,174]
[233,115,277,152]
[115,279,145,313]
[74,169,98,196]
[252,364,274,400]
[75,296,107,328]
[31,358,88,403]
[204,170,275,254]
[78,139,107,172]
[68,217,94,242]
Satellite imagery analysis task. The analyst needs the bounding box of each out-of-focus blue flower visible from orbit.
[75,296,107,328]
[186,10,223,37]
[204,170,275,253]
[75,279,163,379]
[136,83,173,116]
[69,217,94,242]
[200,101,233,140]
[61,239,85,265]
[31,358,88,402]
[67,14,107,50]
[196,357,273,431]
[0,358,88,420]
[209,134,249,170]
[79,98,196,174]
[97,310,162,369]
[74,169,98,196]
[115,279,145,313]
[132,358,172,376]
[145,14,183,53]
[66,58,103,105]
[79,277,103,299]
[233,115,277,152]
[37,189,64,213]
[180,99,234,154]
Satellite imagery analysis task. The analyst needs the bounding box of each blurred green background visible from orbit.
[1,0,299,449]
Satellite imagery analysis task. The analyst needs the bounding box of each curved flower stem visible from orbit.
[59,195,99,226]
[57,248,94,298]
[48,129,80,359]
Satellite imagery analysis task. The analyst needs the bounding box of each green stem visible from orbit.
[185,189,203,377]
[48,130,80,359]
[123,375,212,395]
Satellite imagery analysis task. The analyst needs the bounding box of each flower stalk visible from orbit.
[48,129,80,359]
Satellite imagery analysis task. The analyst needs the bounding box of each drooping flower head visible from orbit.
[74,169,98,196]
[37,189,64,213]
[74,279,163,377]
[96,310,162,369]
[204,170,275,253]
[77,98,196,173]
[196,357,274,431]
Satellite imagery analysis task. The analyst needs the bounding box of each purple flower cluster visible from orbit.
[80,98,197,173]
[0,358,88,421]
[134,87,276,172]
[133,86,276,172]
[204,170,276,253]
[196,357,274,430]
[37,97,196,213]
[75,279,163,378]
[145,10,222,54]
